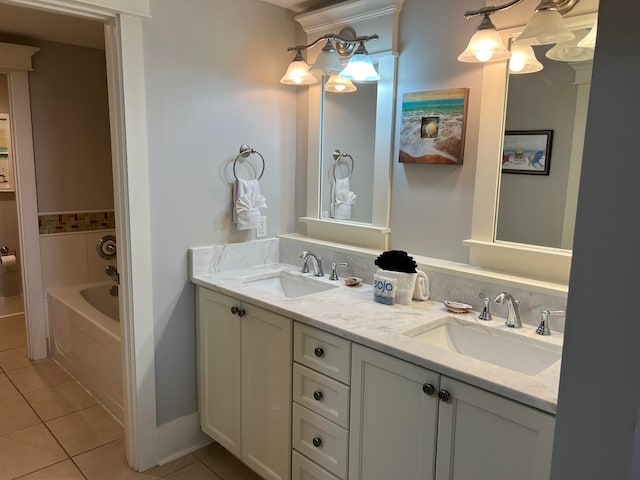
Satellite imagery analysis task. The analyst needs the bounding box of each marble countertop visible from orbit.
[192,263,562,414]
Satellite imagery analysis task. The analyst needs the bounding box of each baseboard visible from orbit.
[156,412,212,465]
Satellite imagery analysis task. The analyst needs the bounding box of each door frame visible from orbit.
[4,0,157,471]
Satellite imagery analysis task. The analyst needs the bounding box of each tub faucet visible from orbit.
[105,265,119,284]
[300,251,324,277]
[494,292,522,328]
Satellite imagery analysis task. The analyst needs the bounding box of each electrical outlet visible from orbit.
[257,216,267,238]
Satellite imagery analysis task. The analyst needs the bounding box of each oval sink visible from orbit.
[405,317,561,376]
[244,271,338,299]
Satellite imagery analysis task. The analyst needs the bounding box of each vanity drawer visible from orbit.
[292,451,341,480]
[292,403,349,479]
[293,363,350,428]
[294,323,351,384]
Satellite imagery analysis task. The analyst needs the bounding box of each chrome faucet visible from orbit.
[478,293,492,321]
[300,251,324,277]
[536,310,565,336]
[329,262,349,281]
[494,292,522,328]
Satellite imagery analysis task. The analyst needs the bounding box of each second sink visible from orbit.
[404,317,561,376]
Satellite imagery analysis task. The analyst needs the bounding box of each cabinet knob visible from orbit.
[230,306,246,317]
[230,306,239,315]
[313,390,324,401]
[314,347,325,358]
[422,383,436,396]
[312,436,323,448]
[438,389,452,403]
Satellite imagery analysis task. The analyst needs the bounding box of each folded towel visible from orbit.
[413,270,430,301]
[334,189,356,220]
[234,179,266,230]
[376,268,417,305]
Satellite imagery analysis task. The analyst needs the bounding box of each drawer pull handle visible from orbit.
[313,390,324,401]
[438,389,452,403]
[312,436,323,448]
[422,383,435,396]
[230,306,246,317]
[313,347,325,358]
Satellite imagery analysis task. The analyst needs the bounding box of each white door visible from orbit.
[196,288,242,457]
[435,377,555,480]
[242,303,292,480]
[349,344,440,480]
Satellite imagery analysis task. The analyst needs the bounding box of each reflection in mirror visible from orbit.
[496,32,593,249]
[321,79,377,224]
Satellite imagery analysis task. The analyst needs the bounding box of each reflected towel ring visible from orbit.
[233,144,265,181]
[330,149,354,182]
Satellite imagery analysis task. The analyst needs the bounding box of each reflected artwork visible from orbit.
[399,88,469,165]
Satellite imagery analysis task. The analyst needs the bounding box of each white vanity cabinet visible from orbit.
[349,344,556,480]
[196,287,292,480]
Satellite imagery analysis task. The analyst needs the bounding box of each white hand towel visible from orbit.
[376,268,417,305]
[334,189,356,220]
[234,179,266,230]
[413,270,430,301]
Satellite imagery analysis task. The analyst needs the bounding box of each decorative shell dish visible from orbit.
[444,300,473,314]
[344,276,362,286]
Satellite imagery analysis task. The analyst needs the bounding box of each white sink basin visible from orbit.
[244,271,338,299]
[405,317,561,375]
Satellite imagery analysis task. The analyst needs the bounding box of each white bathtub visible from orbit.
[48,282,123,423]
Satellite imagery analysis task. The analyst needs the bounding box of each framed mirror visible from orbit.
[465,10,597,283]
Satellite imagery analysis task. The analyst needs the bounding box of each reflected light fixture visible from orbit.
[281,27,379,88]
[577,19,597,48]
[459,0,581,64]
[509,43,543,74]
[546,29,594,62]
[325,75,357,93]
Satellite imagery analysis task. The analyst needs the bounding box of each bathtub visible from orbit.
[48,282,123,423]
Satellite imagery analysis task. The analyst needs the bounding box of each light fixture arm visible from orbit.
[464,0,579,19]
[286,33,379,55]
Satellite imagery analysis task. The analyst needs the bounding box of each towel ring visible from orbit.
[233,144,265,181]
[330,149,354,182]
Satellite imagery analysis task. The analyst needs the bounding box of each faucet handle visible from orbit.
[300,251,310,273]
[329,262,349,281]
[478,293,492,321]
[536,310,565,336]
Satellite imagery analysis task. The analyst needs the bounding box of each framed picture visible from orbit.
[399,88,469,165]
[0,114,13,191]
[502,130,553,175]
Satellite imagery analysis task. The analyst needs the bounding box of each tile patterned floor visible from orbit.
[0,314,261,479]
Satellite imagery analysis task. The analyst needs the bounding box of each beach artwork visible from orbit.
[502,130,553,175]
[399,88,469,165]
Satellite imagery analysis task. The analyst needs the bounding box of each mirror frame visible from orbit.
[295,0,404,250]
[464,12,597,284]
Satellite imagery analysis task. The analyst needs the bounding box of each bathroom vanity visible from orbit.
[192,253,560,480]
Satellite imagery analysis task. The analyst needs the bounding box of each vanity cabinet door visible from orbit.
[435,377,555,480]
[196,288,241,457]
[349,344,440,480]
[242,303,292,480]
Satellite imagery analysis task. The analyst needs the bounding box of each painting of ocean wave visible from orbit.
[399,88,469,165]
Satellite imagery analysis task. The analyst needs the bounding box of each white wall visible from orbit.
[551,1,640,477]
[388,0,484,263]
[142,0,300,425]
[28,39,113,213]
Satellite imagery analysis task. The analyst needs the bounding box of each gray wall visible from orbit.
[498,46,578,248]
[29,39,113,213]
[551,1,640,478]
[143,0,300,425]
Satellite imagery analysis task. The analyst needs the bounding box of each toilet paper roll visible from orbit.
[0,254,16,268]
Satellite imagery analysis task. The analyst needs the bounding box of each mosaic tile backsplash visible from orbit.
[39,211,116,234]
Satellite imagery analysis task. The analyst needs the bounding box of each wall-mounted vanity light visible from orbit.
[508,43,543,73]
[280,27,379,92]
[458,0,592,67]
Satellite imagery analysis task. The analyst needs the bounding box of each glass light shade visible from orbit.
[280,60,317,85]
[577,21,598,48]
[339,54,380,82]
[509,44,543,74]
[516,10,575,46]
[325,75,357,93]
[546,29,594,62]
[458,28,511,63]
[309,41,344,75]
